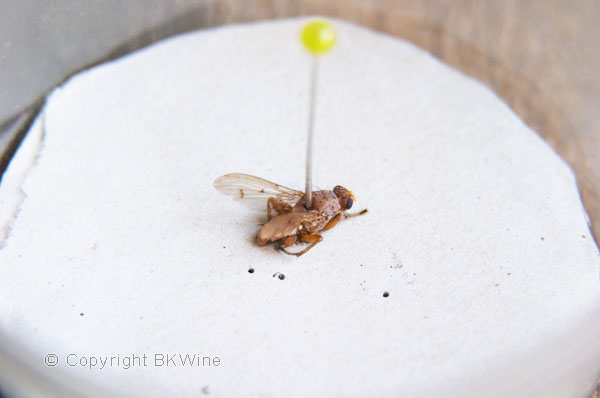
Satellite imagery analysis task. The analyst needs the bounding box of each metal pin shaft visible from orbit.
[305,56,318,209]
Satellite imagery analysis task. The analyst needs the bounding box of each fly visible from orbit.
[213,173,367,256]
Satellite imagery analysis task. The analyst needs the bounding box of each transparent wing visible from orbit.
[213,173,304,212]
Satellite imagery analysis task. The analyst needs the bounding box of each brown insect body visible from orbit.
[214,173,367,256]
[256,189,340,242]
[256,211,324,246]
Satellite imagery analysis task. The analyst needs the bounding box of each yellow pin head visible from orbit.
[301,20,337,55]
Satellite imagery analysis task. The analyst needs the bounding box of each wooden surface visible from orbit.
[0,0,598,395]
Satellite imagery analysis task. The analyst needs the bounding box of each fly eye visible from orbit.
[346,197,353,209]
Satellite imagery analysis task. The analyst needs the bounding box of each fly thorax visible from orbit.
[312,190,341,218]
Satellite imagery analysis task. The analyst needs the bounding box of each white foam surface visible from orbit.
[0,19,598,397]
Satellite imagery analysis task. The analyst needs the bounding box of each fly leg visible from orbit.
[282,233,323,257]
[321,213,342,231]
[266,198,292,221]
[278,235,297,251]
[324,210,365,232]
[344,208,368,218]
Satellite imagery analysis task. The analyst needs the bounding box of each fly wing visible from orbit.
[213,173,304,212]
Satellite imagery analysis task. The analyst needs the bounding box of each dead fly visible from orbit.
[213,173,367,256]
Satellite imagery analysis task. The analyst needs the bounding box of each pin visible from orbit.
[300,20,337,209]
[213,20,368,257]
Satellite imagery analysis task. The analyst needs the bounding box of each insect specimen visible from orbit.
[213,173,367,256]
